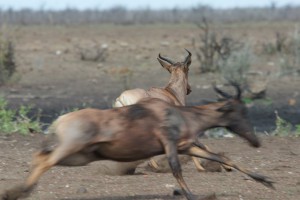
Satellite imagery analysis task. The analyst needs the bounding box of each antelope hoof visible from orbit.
[1,185,32,200]
[222,164,233,172]
[173,188,183,196]
[248,172,276,189]
[2,189,20,200]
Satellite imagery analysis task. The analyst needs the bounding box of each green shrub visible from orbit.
[262,42,278,55]
[295,124,300,137]
[273,110,292,137]
[242,97,254,105]
[0,97,41,135]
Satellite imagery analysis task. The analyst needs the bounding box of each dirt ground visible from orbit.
[1,134,300,200]
[0,23,300,199]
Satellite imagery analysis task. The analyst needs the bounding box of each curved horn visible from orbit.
[229,81,242,100]
[184,48,192,64]
[213,84,233,99]
[158,53,175,65]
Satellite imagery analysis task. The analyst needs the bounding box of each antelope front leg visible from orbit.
[163,142,198,200]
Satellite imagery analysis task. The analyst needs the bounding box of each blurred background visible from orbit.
[0,0,299,133]
[1,2,300,200]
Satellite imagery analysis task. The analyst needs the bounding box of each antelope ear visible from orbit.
[217,102,234,112]
[157,58,172,73]
[184,48,192,67]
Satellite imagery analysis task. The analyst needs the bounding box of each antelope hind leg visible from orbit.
[1,141,90,200]
[147,154,191,173]
[1,152,53,200]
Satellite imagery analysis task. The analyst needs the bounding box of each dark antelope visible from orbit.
[111,49,226,175]
[1,84,274,200]
[108,49,194,175]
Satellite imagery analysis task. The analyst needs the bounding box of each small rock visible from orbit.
[119,42,128,47]
[202,85,210,89]
[55,50,62,55]
[165,184,175,188]
[9,88,19,93]
[101,44,108,49]
[160,41,170,46]
[76,187,88,194]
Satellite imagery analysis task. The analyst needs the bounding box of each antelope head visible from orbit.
[213,83,260,147]
[157,49,192,95]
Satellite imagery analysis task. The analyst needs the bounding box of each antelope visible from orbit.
[109,49,226,175]
[1,84,274,200]
[106,49,193,175]
[114,49,192,107]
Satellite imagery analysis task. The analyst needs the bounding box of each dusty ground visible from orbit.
[0,134,300,200]
[0,23,300,199]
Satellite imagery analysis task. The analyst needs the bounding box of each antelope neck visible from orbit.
[165,74,187,105]
[183,103,225,130]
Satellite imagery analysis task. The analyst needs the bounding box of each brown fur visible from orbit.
[113,49,192,107]
[1,85,274,200]
[111,49,227,175]
[107,50,193,175]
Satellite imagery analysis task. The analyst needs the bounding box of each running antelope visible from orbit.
[1,84,274,200]
[105,49,193,175]
[109,49,228,175]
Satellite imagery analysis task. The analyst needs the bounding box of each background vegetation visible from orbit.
[0,3,299,135]
[0,4,300,25]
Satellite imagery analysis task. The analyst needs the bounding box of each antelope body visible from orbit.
[1,84,274,200]
[107,50,193,175]
[111,50,227,174]
[114,50,192,108]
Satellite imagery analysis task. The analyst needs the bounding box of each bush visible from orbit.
[218,45,252,86]
[193,17,242,73]
[261,32,287,55]
[0,97,41,135]
[295,124,300,137]
[278,27,300,76]
[272,110,292,137]
[0,34,17,85]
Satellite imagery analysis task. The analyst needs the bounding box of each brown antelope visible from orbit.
[1,84,274,200]
[113,49,192,108]
[109,49,226,175]
[105,49,194,175]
